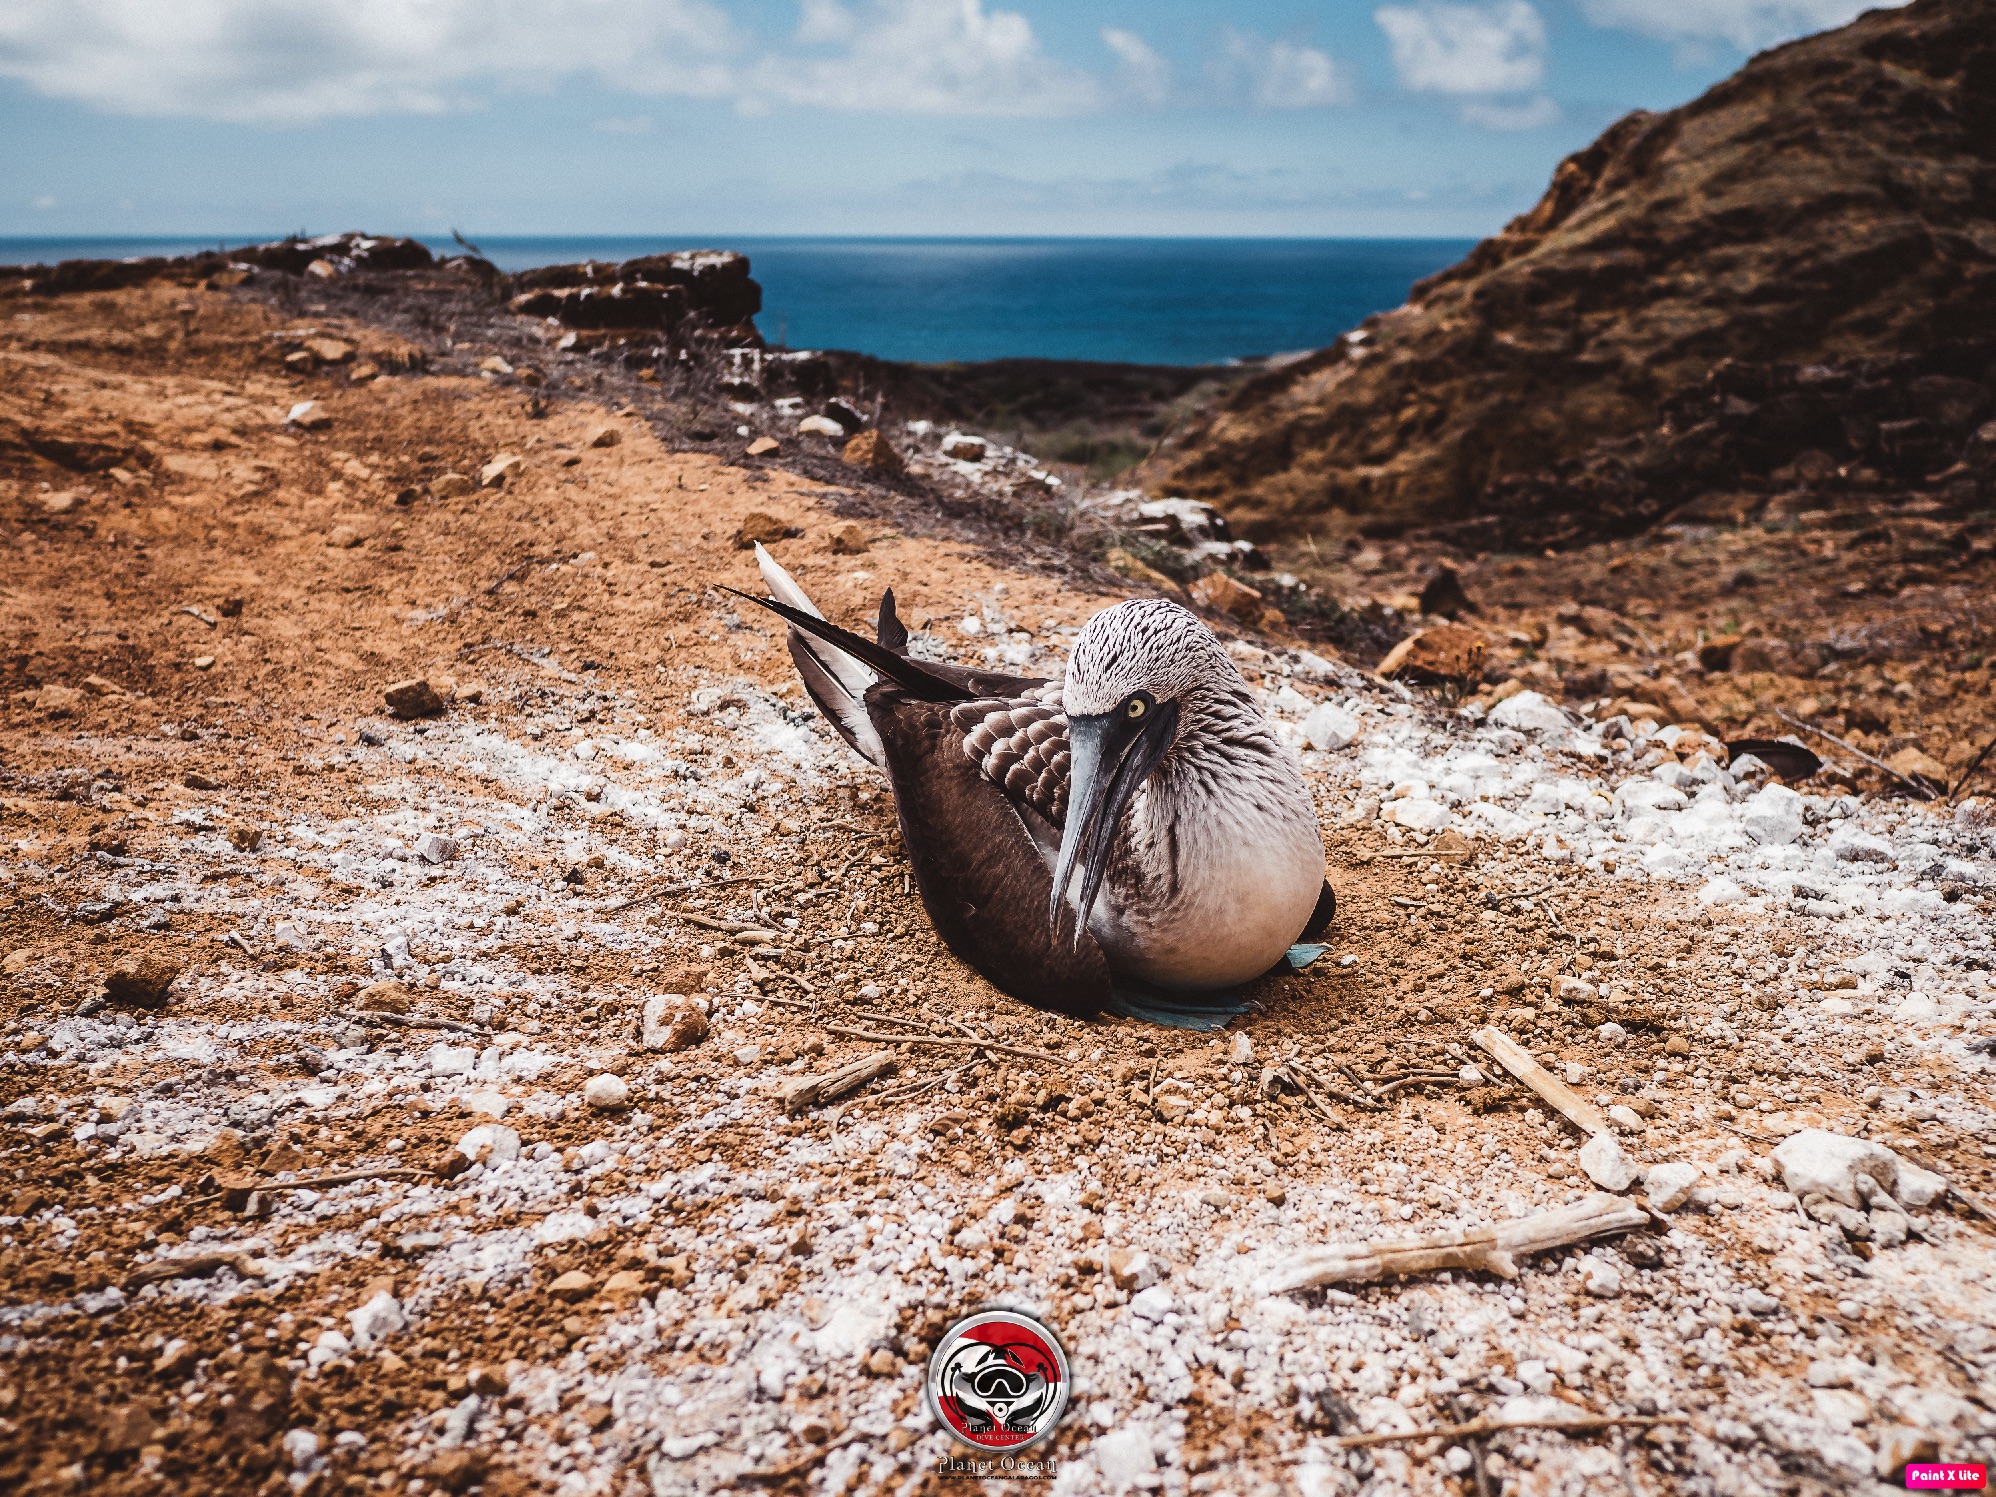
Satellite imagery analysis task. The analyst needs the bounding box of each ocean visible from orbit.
[0,235,1473,368]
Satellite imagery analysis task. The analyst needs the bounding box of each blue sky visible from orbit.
[0,1,1896,239]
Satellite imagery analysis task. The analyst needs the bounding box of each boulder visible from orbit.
[104,953,179,1009]
[840,429,904,475]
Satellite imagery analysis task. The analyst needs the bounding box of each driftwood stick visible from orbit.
[355,1012,490,1036]
[817,1023,1058,1064]
[127,1251,272,1290]
[1775,709,1937,799]
[1472,1026,1610,1138]
[780,1051,897,1115]
[182,1165,431,1209]
[1332,1414,1687,1450]
[1263,1193,1650,1293]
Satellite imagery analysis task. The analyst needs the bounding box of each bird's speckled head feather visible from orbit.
[1062,599,1243,717]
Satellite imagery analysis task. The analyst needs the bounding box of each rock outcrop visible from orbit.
[1155,0,1996,538]
[507,250,762,345]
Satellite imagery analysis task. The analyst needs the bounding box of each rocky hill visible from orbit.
[1153,0,1996,539]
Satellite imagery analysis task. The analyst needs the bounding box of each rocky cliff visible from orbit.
[1154,0,1996,539]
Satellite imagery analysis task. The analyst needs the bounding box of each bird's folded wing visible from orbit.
[949,683,1070,831]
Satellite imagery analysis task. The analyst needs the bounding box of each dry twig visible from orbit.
[816,1023,1058,1064]
[1472,1026,1610,1137]
[1264,1193,1649,1292]
[779,1051,897,1114]
[1775,709,1936,799]
[127,1250,271,1290]
[1330,1414,1686,1450]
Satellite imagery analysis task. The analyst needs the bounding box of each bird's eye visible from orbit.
[1126,697,1147,719]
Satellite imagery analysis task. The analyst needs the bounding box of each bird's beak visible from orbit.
[1048,699,1180,946]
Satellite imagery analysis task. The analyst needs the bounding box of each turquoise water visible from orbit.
[0,235,1472,367]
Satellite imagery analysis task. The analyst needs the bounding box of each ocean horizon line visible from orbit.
[0,234,1475,367]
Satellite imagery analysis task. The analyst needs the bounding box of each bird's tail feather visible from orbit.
[752,544,886,766]
[1104,981,1254,1033]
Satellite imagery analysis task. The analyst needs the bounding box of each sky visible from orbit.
[0,0,1901,240]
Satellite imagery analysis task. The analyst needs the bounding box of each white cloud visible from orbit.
[0,0,1101,123]
[1214,30,1354,110]
[1101,27,1170,106]
[1577,0,1906,51]
[1460,93,1559,128]
[0,0,741,124]
[749,0,1100,116]
[1374,1,1546,95]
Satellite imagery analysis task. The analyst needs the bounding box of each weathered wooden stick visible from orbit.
[1332,1413,1687,1449]
[1263,1193,1650,1292]
[780,1051,897,1114]
[1472,1026,1610,1137]
[127,1251,271,1290]
[816,1023,1057,1064]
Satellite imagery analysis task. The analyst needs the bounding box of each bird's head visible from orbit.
[1050,600,1237,941]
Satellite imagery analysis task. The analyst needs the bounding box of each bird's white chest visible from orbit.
[1092,781,1324,990]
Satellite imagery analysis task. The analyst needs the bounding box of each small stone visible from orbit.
[358,980,413,1014]
[941,432,987,461]
[1580,1132,1640,1191]
[348,360,379,382]
[81,674,130,697]
[585,424,621,449]
[104,953,180,1009]
[452,681,486,703]
[1577,1253,1623,1297]
[461,1091,509,1121]
[1489,690,1571,738]
[348,1291,405,1348]
[427,1042,477,1077]
[286,401,331,430]
[192,655,216,670]
[456,1124,519,1165]
[583,1073,630,1111]
[1772,1128,1942,1209]
[548,1270,595,1302]
[1130,1284,1175,1321]
[153,1338,198,1378]
[33,683,83,716]
[1556,974,1599,1003]
[430,473,473,499]
[304,336,354,364]
[479,453,524,488]
[864,1347,900,1377]
[282,1428,321,1470]
[383,678,446,719]
[641,994,708,1052]
[414,832,458,864]
[1375,622,1487,683]
[827,521,869,554]
[1663,1034,1690,1057]
[1093,1428,1158,1487]
[326,525,361,549]
[745,436,780,457]
[1741,783,1804,845]
[841,429,904,475]
[1188,571,1263,621]
[425,1448,488,1493]
[1303,703,1361,751]
[1263,1185,1287,1206]
[1645,1161,1701,1211]
[797,414,845,438]
[732,511,801,549]
[1105,1247,1160,1291]
[1608,1104,1646,1132]
[477,355,513,375]
[602,1269,649,1301]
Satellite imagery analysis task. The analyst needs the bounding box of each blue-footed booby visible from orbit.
[732,547,1334,1029]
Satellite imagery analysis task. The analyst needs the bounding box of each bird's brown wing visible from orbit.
[948,683,1071,831]
[868,682,1107,1016]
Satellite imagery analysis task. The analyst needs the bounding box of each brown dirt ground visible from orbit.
[1,280,1993,1497]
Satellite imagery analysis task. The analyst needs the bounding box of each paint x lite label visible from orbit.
[926,1309,1071,1452]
